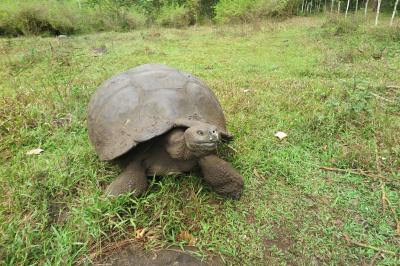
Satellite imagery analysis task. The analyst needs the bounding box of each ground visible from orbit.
[1,16,399,265]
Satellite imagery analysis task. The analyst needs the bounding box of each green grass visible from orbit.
[1,16,400,265]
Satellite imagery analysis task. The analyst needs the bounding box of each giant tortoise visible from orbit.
[88,64,244,199]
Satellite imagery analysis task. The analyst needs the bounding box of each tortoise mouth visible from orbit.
[187,140,218,151]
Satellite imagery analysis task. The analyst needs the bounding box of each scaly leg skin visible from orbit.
[198,155,244,200]
[105,161,148,197]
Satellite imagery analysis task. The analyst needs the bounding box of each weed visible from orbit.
[156,4,192,28]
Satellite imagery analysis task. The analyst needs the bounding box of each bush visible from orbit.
[321,15,361,36]
[0,0,82,36]
[0,1,82,36]
[214,0,299,24]
[0,0,146,36]
[365,26,400,42]
[156,4,191,28]
[84,7,146,32]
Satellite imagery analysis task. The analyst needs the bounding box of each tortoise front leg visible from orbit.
[198,155,244,200]
[105,161,148,197]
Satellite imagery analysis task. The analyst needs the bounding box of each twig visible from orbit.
[375,137,387,213]
[381,183,387,213]
[369,92,395,103]
[227,144,238,153]
[319,166,386,181]
[386,85,400,89]
[343,234,397,256]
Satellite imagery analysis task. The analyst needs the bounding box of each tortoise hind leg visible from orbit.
[198,155,244,200]
[105,161,148,197]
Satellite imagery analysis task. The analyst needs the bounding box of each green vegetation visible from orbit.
[0,0,147,36]
[1,0,399,36]
[1,16,400,265]
[214,0,298,23]
[155,4,191,27]
[0,0,303,36]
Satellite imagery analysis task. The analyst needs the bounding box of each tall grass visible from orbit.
[214,0,300,23]
[0,0,304,36]
[0,0,146,36]
[156,4,192,27]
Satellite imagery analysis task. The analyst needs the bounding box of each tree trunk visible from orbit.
[302,0,305,13]
[325,0,328,12]
[372,0,379,11]
[345,0,351,17]
[365,0,369,17]
[331,0,335,12]
[391,0,399,26]
[355,0,359,12]
[375,0,381,26]
[338,1,341,13]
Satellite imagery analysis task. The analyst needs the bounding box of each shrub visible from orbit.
[156,4,191,28]
[214,0,299,24]
[0,4,19,36]
[321,15,361,36]
[0,0,82,36]
[365,26,400,42]
[0,0,147,36]
[84,6,147,32]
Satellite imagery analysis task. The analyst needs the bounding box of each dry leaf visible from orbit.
[135,228,146,240]
[177,231,197,246]
[26,148,44,155]
[274,131,287,140]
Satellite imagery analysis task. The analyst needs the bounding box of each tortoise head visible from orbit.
[184,122,225,155]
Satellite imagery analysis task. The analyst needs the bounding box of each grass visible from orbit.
[1,15,400,265]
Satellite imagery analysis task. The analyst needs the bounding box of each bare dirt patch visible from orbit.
[93,243,224,266]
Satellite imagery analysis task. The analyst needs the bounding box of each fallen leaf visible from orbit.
[26,148,44,155]
[274,131,287,140]
[177,231,197,246]
[135,228,146,240]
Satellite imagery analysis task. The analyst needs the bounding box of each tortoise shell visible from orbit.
[87,64,229,161]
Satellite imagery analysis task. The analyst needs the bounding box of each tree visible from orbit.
[331,0,335,12]
[391,0,399,26]
[355,0,359,12]
[365,0,369,17]
[345,0,351,17]
[375,0,382,26]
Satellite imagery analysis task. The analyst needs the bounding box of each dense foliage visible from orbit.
[0,0,399,35]
[0,0,303,35]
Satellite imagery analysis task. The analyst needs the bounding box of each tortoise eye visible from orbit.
[197,130,204,135]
